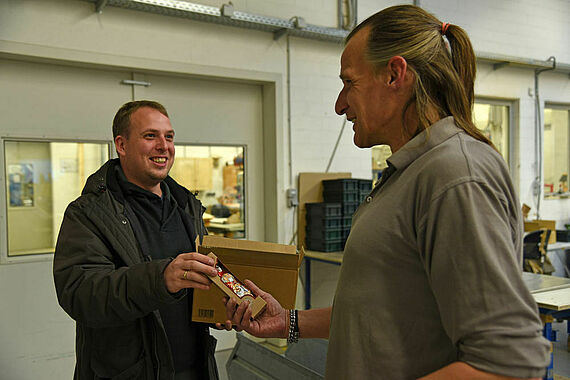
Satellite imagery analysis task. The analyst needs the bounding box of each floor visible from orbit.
[215,322,570,379]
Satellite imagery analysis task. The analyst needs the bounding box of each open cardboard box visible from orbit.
[192,235,304,324]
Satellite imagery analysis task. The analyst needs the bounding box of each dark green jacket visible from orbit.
[53,159,218,380]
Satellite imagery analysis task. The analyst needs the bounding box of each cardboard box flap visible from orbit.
[199,235,297,255]
[298,246,305,267]
[197,246,300,269]
[196,236,301,270]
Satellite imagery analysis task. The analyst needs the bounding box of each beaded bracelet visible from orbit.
[287,309,299,343]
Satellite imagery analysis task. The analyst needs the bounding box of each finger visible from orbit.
[178,252,216,266]
[225,297,239,321]
[182,280,210,291]
[187,261,218,277]
[233,300,250,325]
[243,279,265,297]
[182,270,212,286]
[241,304,253,324]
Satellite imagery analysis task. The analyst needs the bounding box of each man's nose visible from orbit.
[335,89,347,115]
[155,136,167,150]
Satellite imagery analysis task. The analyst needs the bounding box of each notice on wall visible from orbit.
[8,163,34,207]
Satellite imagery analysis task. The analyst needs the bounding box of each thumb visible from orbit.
[243,279,265,298]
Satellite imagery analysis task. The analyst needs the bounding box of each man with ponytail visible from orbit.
[223,5,550,379]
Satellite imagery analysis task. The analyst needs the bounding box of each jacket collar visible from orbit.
[82,158,191,209]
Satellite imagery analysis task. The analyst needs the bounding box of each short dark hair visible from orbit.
[112,100,169,139]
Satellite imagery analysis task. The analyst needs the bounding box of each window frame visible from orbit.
[473,97,516,172]
[543,102,570,200]
[0,137,112,264]
[171,141,249,240]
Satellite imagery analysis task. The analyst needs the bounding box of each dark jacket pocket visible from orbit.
[90,324,144,379]
[93,356,145,380]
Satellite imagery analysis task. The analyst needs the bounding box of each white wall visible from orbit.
[420,0,570,63]
[1,0,570,378]
[420,0,570,224]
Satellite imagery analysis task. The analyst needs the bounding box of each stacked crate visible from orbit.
[305,178,374,252]
[305,202,343,252]
[329,179,374,243]
[322,179,359,249]
[358,179,373,203]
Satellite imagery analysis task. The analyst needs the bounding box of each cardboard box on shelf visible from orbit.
[524,219,557,245]
[192,235,304,324]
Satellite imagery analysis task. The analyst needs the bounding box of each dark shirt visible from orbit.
[116,167,203,373]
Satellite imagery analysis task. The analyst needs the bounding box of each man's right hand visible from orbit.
[217,279,288,339]
[164,252,218,293]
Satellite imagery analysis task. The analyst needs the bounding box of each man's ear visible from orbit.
[114,135,126,157]
[386,56,409,88]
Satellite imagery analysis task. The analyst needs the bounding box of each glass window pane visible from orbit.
[544,107,569,197]
[171,145,245,239]
[473,102,510,163]
[4,141,109,257]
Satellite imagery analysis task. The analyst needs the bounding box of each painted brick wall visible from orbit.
[1,2,570,378]
[421,0,570,63]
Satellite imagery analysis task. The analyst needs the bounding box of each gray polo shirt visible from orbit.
[326,117,550,379]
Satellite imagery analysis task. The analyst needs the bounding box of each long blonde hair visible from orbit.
[348,5,494,148]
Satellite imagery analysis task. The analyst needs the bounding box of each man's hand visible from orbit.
[164,252,217,293]
[216,279,288,339]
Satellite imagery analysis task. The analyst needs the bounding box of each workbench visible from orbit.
[522,272,570,380]
[303,252,570,380]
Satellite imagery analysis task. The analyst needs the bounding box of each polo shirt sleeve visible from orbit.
[417,179,550,378]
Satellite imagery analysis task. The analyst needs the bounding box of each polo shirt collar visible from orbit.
[387,116,462,172]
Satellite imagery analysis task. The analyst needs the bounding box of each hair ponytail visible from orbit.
[444,24,494,148]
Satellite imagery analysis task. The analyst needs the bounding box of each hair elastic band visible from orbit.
[441,22,450,35]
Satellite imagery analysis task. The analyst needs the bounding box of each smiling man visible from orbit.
[54,100,220,380]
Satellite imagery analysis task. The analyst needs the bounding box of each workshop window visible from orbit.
[371,145,392,185]
[170,145,245,239]
[371,101,511,184]
[473,101,511,164]
[544,105,569,197]
[3,140,110,257]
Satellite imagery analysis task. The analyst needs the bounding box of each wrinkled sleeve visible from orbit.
[53,201,184,328]
[417,180,550,378]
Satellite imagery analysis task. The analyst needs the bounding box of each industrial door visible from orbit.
[129,72,265,241]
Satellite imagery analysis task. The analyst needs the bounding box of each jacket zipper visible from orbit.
[151,320,160,380]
